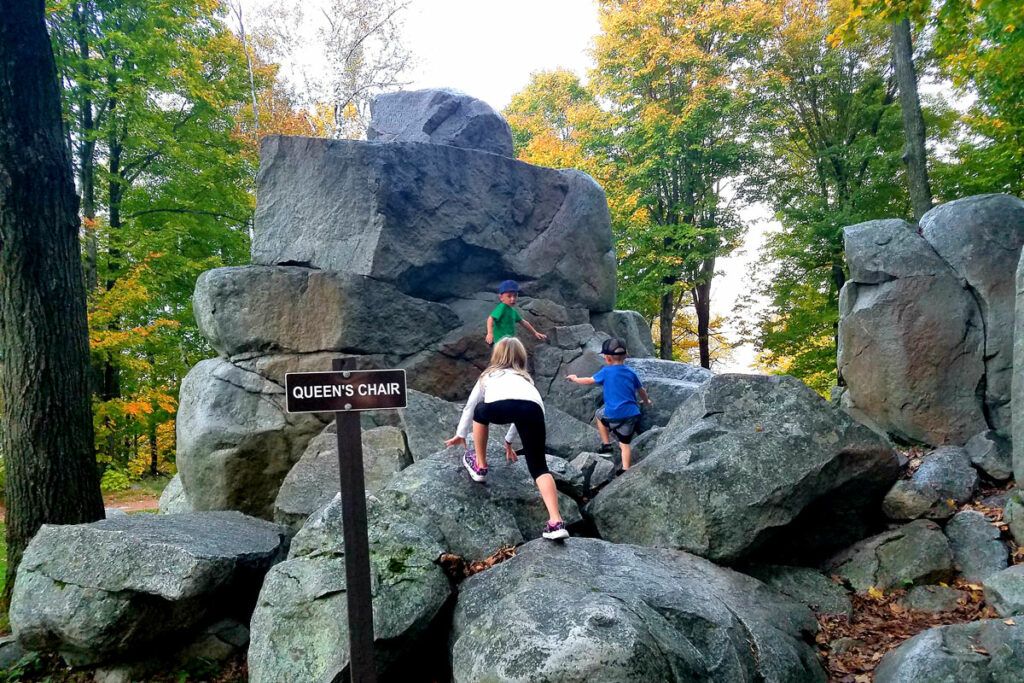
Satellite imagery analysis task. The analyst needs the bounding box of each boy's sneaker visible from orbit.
[542,520,569,540]
[597,443,614,456]
[463,450,487,482]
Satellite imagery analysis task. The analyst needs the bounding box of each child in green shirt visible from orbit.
[485,280,547,344]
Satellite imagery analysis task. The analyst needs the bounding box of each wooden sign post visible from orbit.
[285,362,408,683]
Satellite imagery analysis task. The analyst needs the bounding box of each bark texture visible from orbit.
[0,0,105,606]
[891,18,932,221]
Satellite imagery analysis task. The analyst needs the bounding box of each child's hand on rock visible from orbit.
[445,435,466,448]
[504,441,518,463]
[535,331,547,341]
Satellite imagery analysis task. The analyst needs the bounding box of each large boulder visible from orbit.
[921,194,1024,433]
[176,358,326,519]
[376,450,581,562]
[252,135,616,312]
[367,88,514,157]
[587,374,899,564]
[400,292,567,400]
[273,424,411,530]
[10,512,289,665]
[838,219,986,445]
[874,619,1024,682]
[451,538,826,682]
[823,520,954,592]
[1013,248,1024,482]
[625,357,713,428]
[249,495,451,683]
[589,310,656,358]
[193,266,460,358]
[399,389,464,461]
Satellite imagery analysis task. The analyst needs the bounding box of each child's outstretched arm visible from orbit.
[638,387,653,405]
[485,316,495,344]
[520,319,547,340]
[566,374,596,385]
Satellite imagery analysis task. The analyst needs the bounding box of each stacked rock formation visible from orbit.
[838,194,1024,448]
[175,89,651,520]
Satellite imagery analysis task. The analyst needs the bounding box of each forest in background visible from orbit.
[14,0,1023,495]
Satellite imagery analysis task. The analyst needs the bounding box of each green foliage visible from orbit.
[100,468,131,493]
[932,0,1024,197]
[591,0,777,363]
[739,0,911,388]
[46,0,257,482]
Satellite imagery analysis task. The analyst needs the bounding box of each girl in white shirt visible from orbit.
[445,337,569,540]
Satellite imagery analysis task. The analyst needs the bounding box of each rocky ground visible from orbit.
[814,448,1021,681]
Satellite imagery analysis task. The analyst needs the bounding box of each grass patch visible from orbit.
[102,474,171,506]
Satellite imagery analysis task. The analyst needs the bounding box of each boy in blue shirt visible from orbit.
[566,337,652,471]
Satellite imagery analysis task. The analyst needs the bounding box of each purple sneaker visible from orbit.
[463,450,487,482]
[542,520,569,540]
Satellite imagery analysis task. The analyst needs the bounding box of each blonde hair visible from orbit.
[482,337,533,384]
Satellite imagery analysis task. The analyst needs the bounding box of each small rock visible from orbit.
[913,445,979,503]
[964,429,1014,481]
[882,479,955,520]
[982,564,1024,617]
[0,635,28,672]
[897,585,966,612]
[824,520,954,592]
[945,510,1008,582]
[875,619,1024,681]
[1004,490,1024,545]
[570,452,616,496]
[830,637,866,655]
[158,473,192,514]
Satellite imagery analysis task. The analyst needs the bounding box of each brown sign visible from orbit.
[285,369,407,413]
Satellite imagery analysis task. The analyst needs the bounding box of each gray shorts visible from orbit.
[596,407,640,445]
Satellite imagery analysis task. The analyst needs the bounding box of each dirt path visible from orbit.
[105,496,160,513]
[0,494,161,521]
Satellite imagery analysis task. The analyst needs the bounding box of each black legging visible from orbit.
[472,399,549,480]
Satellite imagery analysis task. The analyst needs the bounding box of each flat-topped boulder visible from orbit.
[10,512,289,665]
[376,450,581,562]
[367,88,514,157]
[252,135,616,311]
[451,538,825,682]
[588,374,898,564]
[838,218,987,445]
[194,266,460,358]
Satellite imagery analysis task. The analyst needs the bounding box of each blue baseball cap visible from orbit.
[498,280,520,294]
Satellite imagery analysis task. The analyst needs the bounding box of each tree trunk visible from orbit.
[0,0,105,607]
[692,258,715,370]
[73,4,98,293]
[891,18,932,221]
[659,290,674,360]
